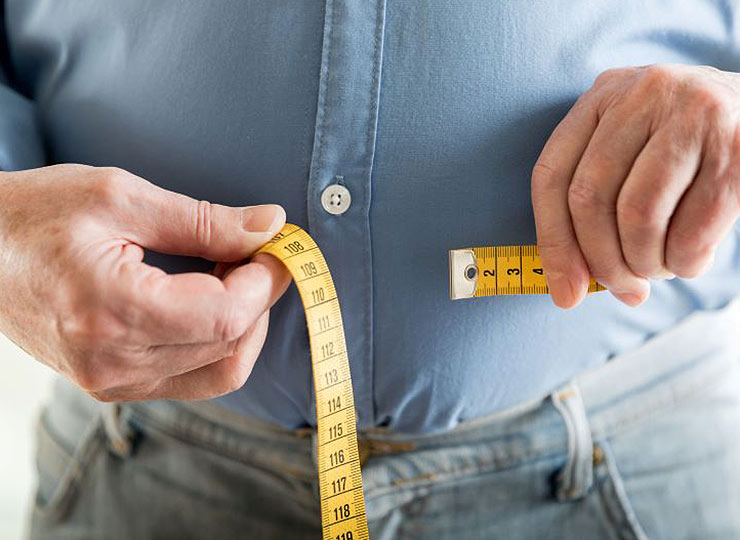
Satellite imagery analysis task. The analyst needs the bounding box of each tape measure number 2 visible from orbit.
[257,224,369,540]
[449,245,605,300]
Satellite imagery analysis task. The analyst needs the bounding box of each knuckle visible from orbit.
[588,266,620,286]
[623,253,660,280]
[667,231,714,278]
[593,67,624,88]
[691,86,728,118]
[537,236,575,263]
[668,224,702,251]
[567,176,609,215]
[191,199,214,252]
[216,361,253,396]
[71,355,111,394]
[667,249,713,279]
[224,338,240,358]
[639,64,676,91]
[531,161,561,193]
[213,303,249,342]
[616,193,665,231]
[60,312,127,349]
[90,167,132,208]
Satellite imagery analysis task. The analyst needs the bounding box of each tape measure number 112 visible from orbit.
[258,226,606,540]
[257,224,369,540]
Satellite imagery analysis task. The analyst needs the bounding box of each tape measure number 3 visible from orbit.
[257,224,369,540]
[449,245,606,300]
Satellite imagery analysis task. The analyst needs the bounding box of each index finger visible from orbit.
[110,251,291,345]
[531,95,598,308]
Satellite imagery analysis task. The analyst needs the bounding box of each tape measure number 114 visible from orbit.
[258,226,606,540]
[257,224,369,540]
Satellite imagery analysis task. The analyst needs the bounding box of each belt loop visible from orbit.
[101,402,133,458]
[551,381,593,500]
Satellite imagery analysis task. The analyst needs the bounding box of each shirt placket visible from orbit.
[306,0,387,428]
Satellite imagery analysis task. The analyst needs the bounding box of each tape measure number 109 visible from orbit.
[258,225,605,540]
[257,224,368,540]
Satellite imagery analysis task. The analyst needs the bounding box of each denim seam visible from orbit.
[128,411,314,481]
[590,357,731,440]
[115,461,316,518]
[364,445,565,497]
[593,439,649,540]
[33,416,106,523]
[129,404,310,447]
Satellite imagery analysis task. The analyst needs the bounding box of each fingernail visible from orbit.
[546,272,585,309]
[613,286,650,306]
[614,292,642,306]
[653,270,676,281]
[242,205,285,233]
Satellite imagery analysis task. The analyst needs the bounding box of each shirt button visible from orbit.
[321,184,351,215]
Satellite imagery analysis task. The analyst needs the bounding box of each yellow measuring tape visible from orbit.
[258,226,605,539]
[257,224,369,540]
[449,245,606,300]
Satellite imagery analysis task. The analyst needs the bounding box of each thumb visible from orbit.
[127,181,285,261]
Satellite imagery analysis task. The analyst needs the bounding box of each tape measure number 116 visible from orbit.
[257,224,369,540]
[258,226,605,540]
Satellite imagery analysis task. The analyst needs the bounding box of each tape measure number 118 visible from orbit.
[258,226,605,540]
[257,224,369,540]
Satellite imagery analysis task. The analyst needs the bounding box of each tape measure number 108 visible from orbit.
[258,226,605,540]
[257,224,368,540]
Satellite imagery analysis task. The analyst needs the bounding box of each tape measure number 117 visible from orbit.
[258,225,605,540]
[257,224,369,540]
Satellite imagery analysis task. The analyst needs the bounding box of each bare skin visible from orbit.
[0,164,291,401]
[532,64,740,308]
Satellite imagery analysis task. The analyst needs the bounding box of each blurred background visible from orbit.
[0,333,54,539]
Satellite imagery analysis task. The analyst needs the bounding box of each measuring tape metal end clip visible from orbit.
[449,245,606,300]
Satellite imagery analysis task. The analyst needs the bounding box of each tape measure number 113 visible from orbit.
[258,225,606,540]
[257,224,368,540]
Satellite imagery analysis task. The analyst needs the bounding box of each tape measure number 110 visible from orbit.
[257,224,369,540]
[258,226,605,540]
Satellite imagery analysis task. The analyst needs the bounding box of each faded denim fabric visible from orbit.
[29,299,740,539]
[3,2,740,433]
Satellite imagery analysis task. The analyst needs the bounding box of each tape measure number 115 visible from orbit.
[258,226,606,540]
[257,224,369,540]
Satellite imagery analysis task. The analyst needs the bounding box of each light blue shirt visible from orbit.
[4,1,740,433]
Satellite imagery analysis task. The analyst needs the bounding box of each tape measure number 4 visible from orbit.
[449,245,605,300]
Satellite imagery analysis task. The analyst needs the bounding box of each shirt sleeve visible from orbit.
[0,6,44,171]
[0,78,45,171]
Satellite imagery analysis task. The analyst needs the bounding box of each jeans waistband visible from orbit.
[102,298,740,462]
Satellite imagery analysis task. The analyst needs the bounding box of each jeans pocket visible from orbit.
[592,440,649,540]
[32,409,105,522]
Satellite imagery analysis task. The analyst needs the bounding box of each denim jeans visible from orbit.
[28,299,740,539]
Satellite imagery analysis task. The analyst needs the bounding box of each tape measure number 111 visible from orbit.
[257,224,369,540]
[258,225,606,540]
